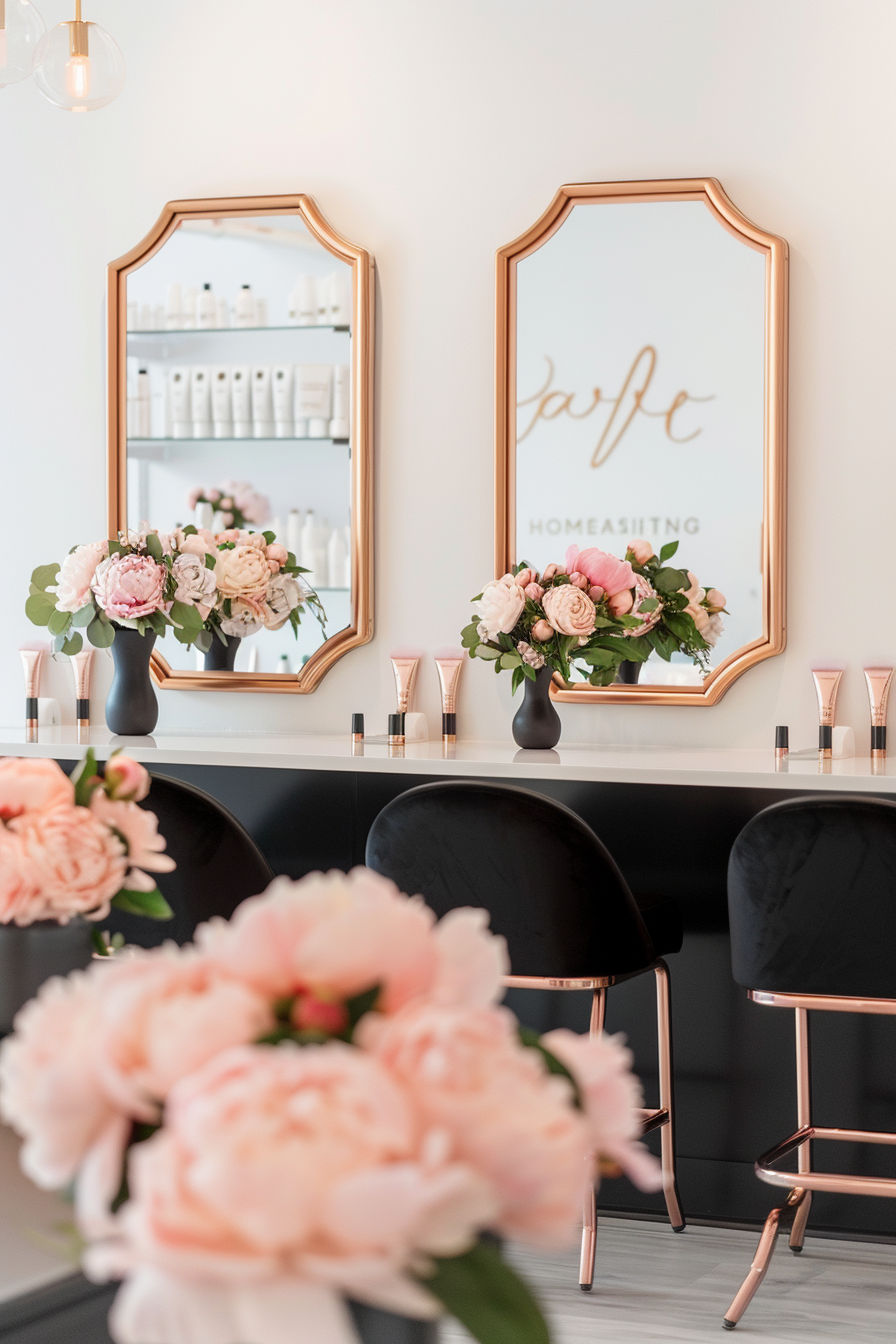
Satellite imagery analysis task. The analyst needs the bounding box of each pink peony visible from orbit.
[542,1029,662,1192]
[542,584,597,638]
[362,1002,589,1246]
[627,539,654,565]
[177,532,215,558]
[89,794,175,891]
[52,543,107,613]
[0,757,74,819]
[8,805,127,922]
[103,757,150,803]
[565,545,635,597]
[0,830,40,925]
[92,555,166,623]
[215,545,271,601]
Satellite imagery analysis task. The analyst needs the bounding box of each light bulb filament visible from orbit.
[65,52,90,98]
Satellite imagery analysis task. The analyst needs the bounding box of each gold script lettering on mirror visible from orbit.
[496,179,788,705]
[108,196,374,693]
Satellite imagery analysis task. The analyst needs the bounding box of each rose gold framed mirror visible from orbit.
[496,178,787,705]
[108,194,374,693]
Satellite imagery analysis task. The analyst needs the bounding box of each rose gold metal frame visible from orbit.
[107,194,375,694]
[495,178,789,706]
[722,990,896,1330]
[506,958,685,1290]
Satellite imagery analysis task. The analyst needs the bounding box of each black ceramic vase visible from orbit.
[106,627,158,736]
[615,660,642,685]
[204,635,241,671]
[512,665,562,749]
[349,1303,437,1344]
[0,919,94,1035]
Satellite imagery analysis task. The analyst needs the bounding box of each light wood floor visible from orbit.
[442,1218,896,1343]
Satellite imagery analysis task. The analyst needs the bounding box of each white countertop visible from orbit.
[1,727,895,792]
[0,1126,73,1306]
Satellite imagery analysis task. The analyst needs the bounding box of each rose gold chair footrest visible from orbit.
[637,1105,670,1135]
[757,1126,896,1198]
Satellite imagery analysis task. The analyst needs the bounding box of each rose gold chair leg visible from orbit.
[789,1008,812,1253]
[655,961,685,1231]
[579,987,606,1290]
[723,1188,807,1329]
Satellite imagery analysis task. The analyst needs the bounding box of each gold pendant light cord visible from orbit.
[75,0,82,20]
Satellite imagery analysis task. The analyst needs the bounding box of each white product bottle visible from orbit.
[216,296,231,328]
[300,510,317,577]
[297,274,316,325]
[153,303,166,331]
[133,368,151,438]
[231,366,252,438]
[165,283,183,330]
[169,368,192,439]
[329,364,350,440]
[182,287,198,330]
[277,654,291,674]
[211,367,233,439]
[287,509,302,559]
[327,526,347,592]
[272,365,295,438]
[313,520,330,589]
[139,303,153,332]
[329,269,351,326]
[315,275,330,325]
[195,501,214,530]
[251,366,274,438]
[342,525,352,588]
[255,297,269,329]
[197,283,217,329]
[295,365,332,438]
[190,367,213,438]
[234,284,255,328]
[126,301,138,331]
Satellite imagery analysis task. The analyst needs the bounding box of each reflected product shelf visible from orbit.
[127,325,350,337]
[128,437,349,460]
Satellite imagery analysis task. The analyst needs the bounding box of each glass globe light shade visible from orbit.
[0,0,46,88]
[34,19,124,111]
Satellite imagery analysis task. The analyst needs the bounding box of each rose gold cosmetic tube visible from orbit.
[434,647,464,745]
[20,648,44,741]
[390,649,422,731]
[71,649,94,743]
[812,668,843,759]
[864,667,894,759]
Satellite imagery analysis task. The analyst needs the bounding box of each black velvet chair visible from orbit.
[723,794,896,1329]
[365,778,686,1290]
[105,774,274,947]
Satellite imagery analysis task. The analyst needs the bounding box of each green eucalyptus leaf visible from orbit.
[204,553,217,570]
[511,665,524,695]
[107,539,125,557]
[170,600,202,633]
[500,651,521,670]
[71,749,100,807]
[143,532,164,562]
[476,646,502,661]
[638,598,659,612]
[31,563,61,591]
[111,888,174,921]
[87,616,116,649]
[263,530,276,544]
[72,604,95,628]
[47,608,71,636]
[194,630,213,654]
[521,662,537,682]
[663,612,696,642]
[61,632,83,656]
[25,592,56,626]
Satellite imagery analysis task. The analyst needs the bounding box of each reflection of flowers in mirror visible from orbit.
[463,538,728,691]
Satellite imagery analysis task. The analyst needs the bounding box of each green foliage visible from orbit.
[500,651,521,670]
[25,591,57,626]
[111,888,174,921]
[143,532,164,562]
[72,604,95,628]
[71,750,101,807]
[653,567,690,595]
[662,611,697,642]
[659,540,680,563]
[87,616,115,649]
[31,563,61,591]
[476,646,501,661]
[61,632,83,656]
[343,984,381,1037]
[421,1239,550,1344]
[263,530,276,544]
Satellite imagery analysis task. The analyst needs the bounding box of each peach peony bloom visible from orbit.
[92,949,274,1123]
[0,831,41,925]
[514,568,534,588]
[89,795,175,890]
[362,1002,589,1246]
[607,589,634,617]
[524,582,544,602]
[531,619,554,644]
[266,543,289,566]
[103,757,150,803]
[542,1029,662,1192]
[627,538,654,565]
[565,545,635,597]
[52,543,107,613]
[0,757,74,819]
[8,805,127,922]
[542,584,597,638]
[429,908,509,1009]
[215,545,271,601]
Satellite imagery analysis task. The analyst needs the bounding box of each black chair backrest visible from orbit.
[106,774,274,947]
[365,779,656,978]
[728,794,896,998]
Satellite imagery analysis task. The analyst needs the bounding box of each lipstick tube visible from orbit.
[775,725,789,763]
[390,651,421,732]
[864,667,894,760]
[812,669,843,759]
[71,649,94,743]
[20,648,44,741]
[351,712,364,743]
[434,649,464,745]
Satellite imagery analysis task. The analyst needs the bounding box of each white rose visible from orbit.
[264,573,304,631]
[172,553,217,615]
[472,574,525,640]
[219,600,265,638]
[51,543,107,613]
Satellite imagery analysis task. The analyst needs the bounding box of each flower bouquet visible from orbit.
[0,867,659,1344]
[462,539,727,691]
[188,480,270,532]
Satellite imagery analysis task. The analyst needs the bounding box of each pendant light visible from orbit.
[0,0,46,87]
[33,0,124,111]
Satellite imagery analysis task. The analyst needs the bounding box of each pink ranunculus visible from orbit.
[362,1003,589,1246]
[705,588,726,612]
[588,585,605,602]
[542,1029,663,1192]
[0,830,40,925]
[0,964,123,1189]
[92,949,274,1123]
[569,572,589,590]
[52,543,108,613]
[566,546,636,598]
[627,538,654,565]
[8,805,128,922]
[266,543,289,566]
[0,757,74,820]
[91,555,167,623]
[542,584,597,638]
[541,563,559,582]
[220,497,234,510]
[607,588,634,617]
[89,794,175,890]
[685,602,711,634]
[514,568,534,588]
[524,582,544,601]
[103,757,150,803]
[207,488,222,504]
[531,619,554,643]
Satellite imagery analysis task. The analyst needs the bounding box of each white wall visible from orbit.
[2,0,894,751]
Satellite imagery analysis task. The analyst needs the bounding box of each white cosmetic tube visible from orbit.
[251,366,274,438]
[211,367,233,439]
[287,509,302,558]
[127,301,138,331]
[295,365,332,438]
[195,501,214,530]
[231,366,252,438]
[297,274,316,325]
[169,368,192,440]
[272,365,295,438]
[315,275,330,325]
[330,364,350,439]
[165,283,183,330]
[234,285,255,328]
[216,296,230,328]
[197,284,216,329]
[134,368,151,438]
[182,286,197,330]
[190,367,212,438]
